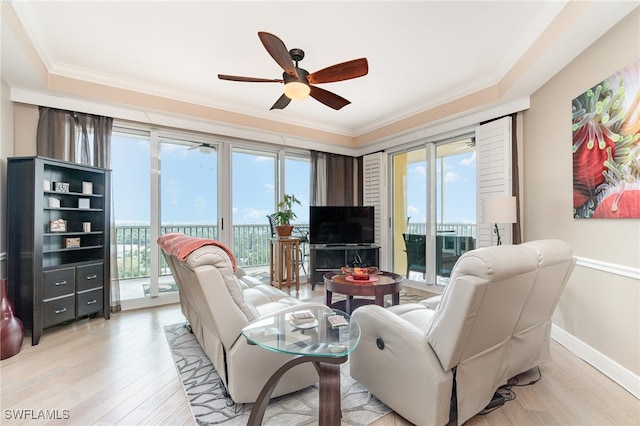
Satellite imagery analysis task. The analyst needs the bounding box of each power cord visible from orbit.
[504,366,542,388]
[478,367,542,416]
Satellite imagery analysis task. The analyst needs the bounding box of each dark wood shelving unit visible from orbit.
[7,156,111,345]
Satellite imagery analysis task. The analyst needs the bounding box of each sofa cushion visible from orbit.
[158,233,238,270]
[388,303,436,331]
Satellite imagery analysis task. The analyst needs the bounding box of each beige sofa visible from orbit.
[158,233,323,403]
[350,239,575,426]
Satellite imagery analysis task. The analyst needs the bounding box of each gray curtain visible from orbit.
[310,150,362,206]
[511,112,523,244]
[36,107,121,313]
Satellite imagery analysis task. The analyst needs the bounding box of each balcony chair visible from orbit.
[267,214,308,275]
[349,239,575,426]
[403,233,426,279]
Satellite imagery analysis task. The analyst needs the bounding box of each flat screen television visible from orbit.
[309,206,375,245]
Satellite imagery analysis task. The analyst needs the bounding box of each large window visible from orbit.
[111,126,312,307]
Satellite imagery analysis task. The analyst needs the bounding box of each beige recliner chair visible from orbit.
[349,239,575,426]
[158,233,324,403]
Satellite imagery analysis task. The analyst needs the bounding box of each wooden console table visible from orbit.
[270,238,300,292]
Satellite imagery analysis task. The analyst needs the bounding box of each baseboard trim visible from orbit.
[121,292,180,311]
[552,324,640,399]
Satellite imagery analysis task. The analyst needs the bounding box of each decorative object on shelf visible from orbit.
[272,193,301,238]
[83,222,92,232]
[482,195,517,245]
[53,182,69,192]
[50,219,67,232]
[1,278,24,360]
[82,181,93,194]
[43,179,51,191]
[48,197,61,208]
[78,198,91,209]
[64,237,81,248]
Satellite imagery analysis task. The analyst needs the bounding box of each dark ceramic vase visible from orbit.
[1,278,24,360]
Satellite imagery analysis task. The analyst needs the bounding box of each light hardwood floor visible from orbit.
[1,284,638,425]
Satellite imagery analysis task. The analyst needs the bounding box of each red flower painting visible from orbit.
[572,59,640,218]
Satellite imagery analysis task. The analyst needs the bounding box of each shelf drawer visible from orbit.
[43,267,76,299]
[77,288,103,317]
[43,295,75,327]
[76,262,104,291]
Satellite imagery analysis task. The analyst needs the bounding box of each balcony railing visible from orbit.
[116,224,307,280]
[116,223,474,280]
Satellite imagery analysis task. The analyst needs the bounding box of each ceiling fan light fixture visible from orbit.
[284,81,310,100]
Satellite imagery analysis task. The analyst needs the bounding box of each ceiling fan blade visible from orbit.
[218,74,283,83]
[270,94,292,110]
[309,86,351,110]
[307,58,368,84]
[258,32,298,78]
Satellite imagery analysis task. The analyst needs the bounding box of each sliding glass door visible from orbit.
[391,147,428,281]
[158,137,218,297]
[434,138,476,283]
[390,136,476,286]
[231,148,276,274]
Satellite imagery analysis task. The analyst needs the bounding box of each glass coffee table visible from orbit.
[324,271,404,314]
[242,305,360,426]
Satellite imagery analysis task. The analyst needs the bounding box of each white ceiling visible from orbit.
[2,1,638,138]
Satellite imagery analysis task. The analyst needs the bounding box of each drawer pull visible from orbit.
[54,308,67,314]
[86,274,98,280]
[86,299,97,305]
[55,280,67,286]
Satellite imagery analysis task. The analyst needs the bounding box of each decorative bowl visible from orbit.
[341,266,379,280]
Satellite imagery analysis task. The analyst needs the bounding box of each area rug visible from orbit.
[164,323,391,425]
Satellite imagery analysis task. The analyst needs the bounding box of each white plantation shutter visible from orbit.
[363,152,389,269]
[476,116,513,247]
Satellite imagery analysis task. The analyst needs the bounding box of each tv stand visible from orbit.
[309,244,380,290]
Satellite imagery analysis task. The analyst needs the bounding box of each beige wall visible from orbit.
[523,9,639,375]
[13,103,38,156]
[0,78,15,278]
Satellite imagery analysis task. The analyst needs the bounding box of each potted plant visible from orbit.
[272,193,301,238]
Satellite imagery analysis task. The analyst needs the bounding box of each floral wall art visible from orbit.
[572,58,640,219]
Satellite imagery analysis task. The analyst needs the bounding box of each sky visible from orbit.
[111,133,476,226]
[111,134,310,226]
[405,151,476,225]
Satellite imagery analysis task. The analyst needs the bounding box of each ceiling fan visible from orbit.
[218,32,368,111]
[187,142,215,153]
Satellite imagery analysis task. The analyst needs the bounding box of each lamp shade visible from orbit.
[482,195,517,224]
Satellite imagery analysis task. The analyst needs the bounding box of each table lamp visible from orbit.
[482,195,517,245]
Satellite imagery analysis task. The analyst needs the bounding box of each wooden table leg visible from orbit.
[392,291,400,306]
[317,361,343,425]
[294,240,300,292]
[285,242,293,289]
[247,355,346,426]
[269,241,275,287]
